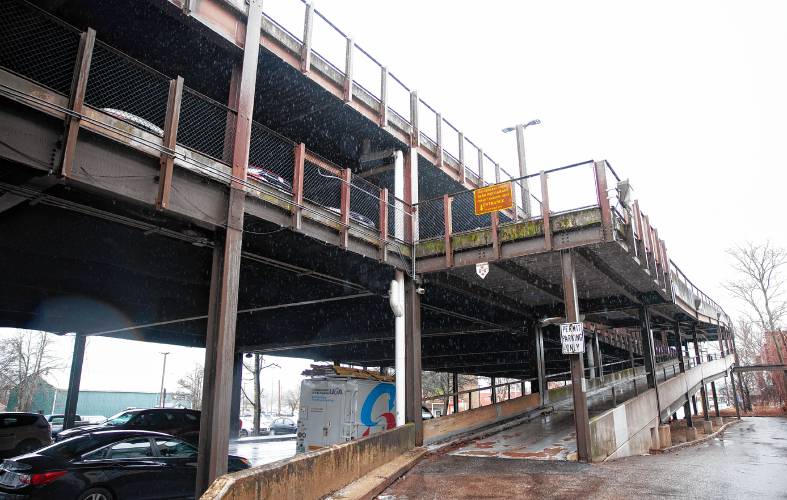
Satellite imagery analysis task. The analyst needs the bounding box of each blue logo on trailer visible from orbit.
[360,383,395,436]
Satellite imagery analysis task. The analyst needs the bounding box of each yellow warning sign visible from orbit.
[473,182,513,215]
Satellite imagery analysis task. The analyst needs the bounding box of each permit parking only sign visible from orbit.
[560,322,585,354]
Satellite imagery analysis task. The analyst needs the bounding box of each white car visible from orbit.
[239,416,271,437]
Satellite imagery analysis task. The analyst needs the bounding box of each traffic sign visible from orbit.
[476,262,489,279]
[560,322,585,354]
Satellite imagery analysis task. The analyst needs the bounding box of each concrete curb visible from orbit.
[651,419,740,454]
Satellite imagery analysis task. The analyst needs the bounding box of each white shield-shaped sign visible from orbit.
[476,262,489,279]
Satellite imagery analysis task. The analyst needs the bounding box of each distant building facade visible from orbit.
[5,378,192,417]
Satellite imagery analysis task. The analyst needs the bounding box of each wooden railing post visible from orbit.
[540,171,552,251]
[60,28,96,178]
[443,194,453,267]
[300,2,314,72]
[156,76,184,210]
[339,168,351,248]
[379,187,388,261]
[343,37,354,102]
[379,66,388,127]
[409,90,419,147]
[491,211,500,260]
[291,143,305,230]
[435,113,443,166]
[477,149,484,186]
[594,160,612,241]
[457,131,465,184]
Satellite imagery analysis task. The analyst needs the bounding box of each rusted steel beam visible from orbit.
[575,247,641,305]
[196,0,262,495]
[403,148,417,243]
[379,66,388,127]
[594,160,612,241]
[291,143,305,230]
[409,91,419,147]
[495,259,563,301]
[404,277,423,446]
[343,37,353,102]
[540,171,552,251]
[443,194,453,268]
[156,76,184,210]
[560,250,591,462]
[491,211,500,260]
[300,2,313,72]
[304,150,341,176]
[60,28,96,178]
[457,131,465,184]
[379,187,388,262]
[339,168,351,248]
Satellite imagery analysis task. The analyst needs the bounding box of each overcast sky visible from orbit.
[3,0,785,403]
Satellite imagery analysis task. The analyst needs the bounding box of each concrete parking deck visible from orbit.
[381,417,787,499]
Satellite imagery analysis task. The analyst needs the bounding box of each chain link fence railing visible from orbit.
[349,174,381,231]
[248,121,296,194]
[178,87,236,164]
[0,0,81,96]
[85,41,170,134]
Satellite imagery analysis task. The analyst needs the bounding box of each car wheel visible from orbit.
[78,487,113,500]
[14,439,41,455]
[239,429,248,438]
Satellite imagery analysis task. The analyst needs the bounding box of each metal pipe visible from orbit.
[392,270,406,426]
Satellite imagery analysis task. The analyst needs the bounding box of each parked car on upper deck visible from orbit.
[0,413,51,458]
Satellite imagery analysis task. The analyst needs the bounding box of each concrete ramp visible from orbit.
[590,356,734,462]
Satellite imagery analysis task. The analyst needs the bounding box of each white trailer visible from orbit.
[296,367,396,453]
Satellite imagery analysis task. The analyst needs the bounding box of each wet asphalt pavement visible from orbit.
[380,417,787,499]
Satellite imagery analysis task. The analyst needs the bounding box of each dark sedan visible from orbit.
[55,409,200,445]
[0,430,250,500]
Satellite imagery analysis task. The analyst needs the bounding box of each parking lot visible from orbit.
[229,437,297,467]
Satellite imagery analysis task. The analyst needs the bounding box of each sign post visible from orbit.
[560,322,585,355]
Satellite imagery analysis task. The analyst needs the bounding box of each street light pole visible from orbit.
[503,119,541,220]
[159,352,170,408]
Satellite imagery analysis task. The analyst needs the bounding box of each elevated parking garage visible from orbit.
[0,0,739,497]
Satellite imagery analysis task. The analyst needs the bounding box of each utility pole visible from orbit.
[502,119,541,219]
[278,379,281,416]
[159,352,170,408]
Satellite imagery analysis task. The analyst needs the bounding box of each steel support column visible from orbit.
[640,307,662,422]
[593,331,603,377]
[491,377,497,404]
[711,380,720,417]
[673,321,692,427]
[560,250,591,462]
[692,327,711,421]
[229,352,243,438]
[196,1,262,494]
[404,276,423,446]
[452,372,459,413]
[535,324,548,406]
[63,333,86,430]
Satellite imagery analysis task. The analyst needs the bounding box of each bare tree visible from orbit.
[284,387,300,415]
[242,354,279,435]
[177,363,204,410]
[725,241,787,405]
[421,371,451,414]
[724,241,787,331]
[0,330,61,412]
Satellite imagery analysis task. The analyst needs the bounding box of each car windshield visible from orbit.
[104,411,136,426]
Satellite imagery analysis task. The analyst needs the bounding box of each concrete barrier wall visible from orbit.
[589,357,733,462]
[423,367,641,444]
[424,393,541,444]
[201,424,415,500]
